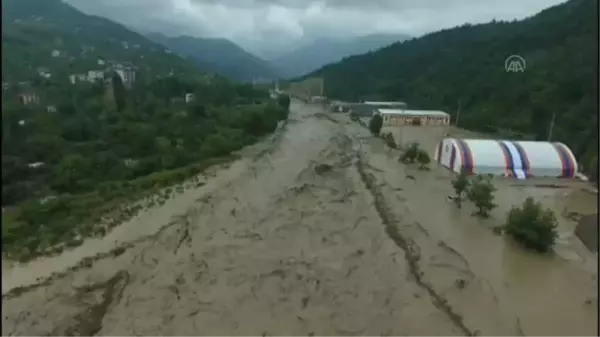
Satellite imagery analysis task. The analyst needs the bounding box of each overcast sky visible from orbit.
[66,0,567,59]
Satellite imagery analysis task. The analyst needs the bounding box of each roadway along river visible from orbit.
[2,100,597,336]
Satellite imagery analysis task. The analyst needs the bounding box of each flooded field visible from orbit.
[2,102,597,336]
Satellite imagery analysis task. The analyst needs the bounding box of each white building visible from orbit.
[69,74,87,84]
[434,138,579,180]
[51,49,61,57]
[37,68,52,79]
[185,93,195,103]
[115,68,136,88]
[87,70,105,82]
[377,109,450,126]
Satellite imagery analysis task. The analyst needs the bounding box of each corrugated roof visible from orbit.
[378,109,449,117]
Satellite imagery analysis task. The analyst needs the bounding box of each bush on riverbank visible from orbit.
[503,197,559,252]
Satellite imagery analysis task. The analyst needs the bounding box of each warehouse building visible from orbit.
[434,138,578,179]
[378,109,450,126]
[349,101,408,117]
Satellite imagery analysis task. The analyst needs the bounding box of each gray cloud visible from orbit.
[66,0,567,58]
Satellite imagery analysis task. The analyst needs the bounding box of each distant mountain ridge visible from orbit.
[1,0,205,82]
[271,33,411,79]
[146,33,279,83]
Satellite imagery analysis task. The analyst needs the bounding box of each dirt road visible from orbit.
[2,100,597,336]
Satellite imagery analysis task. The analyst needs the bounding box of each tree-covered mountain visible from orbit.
[308,0,598,179]
[147,33,279,83]
[1,0,206,83]
[1,0,293,260]
[271,33,411,79]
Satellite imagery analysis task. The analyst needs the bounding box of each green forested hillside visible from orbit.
[1,0,204,82]
[310,0,598,178]
[1,0,292,260]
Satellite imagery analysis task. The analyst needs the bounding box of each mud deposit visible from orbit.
[2,101,597,336]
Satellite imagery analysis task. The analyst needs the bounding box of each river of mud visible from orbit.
[2,101,597,336]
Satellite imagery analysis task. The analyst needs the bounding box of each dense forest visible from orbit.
[308,0,598,179]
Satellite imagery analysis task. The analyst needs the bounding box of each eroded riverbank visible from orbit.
[2,101,597,336]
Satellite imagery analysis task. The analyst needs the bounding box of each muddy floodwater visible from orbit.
[2,101,597,336]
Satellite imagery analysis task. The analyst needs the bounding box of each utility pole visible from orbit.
[547,112,556,142]
[455,99,462,127]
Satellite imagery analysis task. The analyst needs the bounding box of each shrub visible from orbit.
[369,114,383,136]
[451,168,470,208]
[504,197,559,252]
[466,174,497,217]
[382,132,396,149]
[416,149,431,170]
[400,142,420,163]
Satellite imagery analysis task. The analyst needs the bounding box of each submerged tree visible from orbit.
[400,142,420,163]
[451,168,470,208]
[466,174,497,217]
[369,113,383,136]
[416,149,431,170]
[503,197,559,253]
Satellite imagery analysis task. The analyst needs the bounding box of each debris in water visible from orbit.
[406,174,416,180]
[314,163,333,174]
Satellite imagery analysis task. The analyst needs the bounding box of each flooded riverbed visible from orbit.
[2,101,597,336]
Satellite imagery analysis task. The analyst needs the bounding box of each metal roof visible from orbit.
[378,109,449,117]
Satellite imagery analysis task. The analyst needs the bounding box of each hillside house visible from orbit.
[51,49,61,58]
[18,92,40,105]
[114,65,137,89]
[37,67,52,79]
[87,70,104,82]
[185,93,195,103]
[97,58,106,66]
[69,73,87,84]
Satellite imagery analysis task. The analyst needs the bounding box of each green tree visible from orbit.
[382,132,397,149]
[369,114,383,136]
[466,175,497,217]
[112,72,127,112]
[416,149,431,170]
[451,168,470,208]
[400,142,420,163]
[504,197,559,252]
[277,94,291,111]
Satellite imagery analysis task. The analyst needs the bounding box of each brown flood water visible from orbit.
[2,101,597,336]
